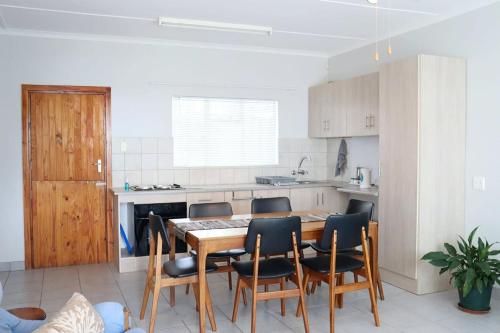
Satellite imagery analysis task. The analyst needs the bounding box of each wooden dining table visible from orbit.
[167,209,379,333]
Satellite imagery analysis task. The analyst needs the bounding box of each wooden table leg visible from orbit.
[197,241,208,333]
[168,222,177,307]
[369,223,379,300]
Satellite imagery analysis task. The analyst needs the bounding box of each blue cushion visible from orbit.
[93,302,127,333]
[0,309,44,333]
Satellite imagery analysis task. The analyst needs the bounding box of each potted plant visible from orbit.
[422,227,500,313]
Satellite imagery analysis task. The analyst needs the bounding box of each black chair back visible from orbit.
[319,213,369,251]
[149,213,171,253]
[189,202,233,218]
[244,217,301,255]
[251,197,292,214]
[345,199,374,220]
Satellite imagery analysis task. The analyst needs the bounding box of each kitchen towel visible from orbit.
[335,139,347,176]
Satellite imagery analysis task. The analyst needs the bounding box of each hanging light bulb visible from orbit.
[387,0,393,55]
[373,1,379,61]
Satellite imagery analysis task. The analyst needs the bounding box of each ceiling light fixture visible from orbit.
[367,0,378,4]
[387,0,393,55]
[158,17,272,36]
[374,2,379,61]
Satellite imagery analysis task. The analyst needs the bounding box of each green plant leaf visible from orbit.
[476,278,484,293]
[448,260,461,270]
[477,262,491,275]
[463,268,475,297]
[444,243,457,256]
[439,267,449,275]
[468,227,479,245]
[489,250,500,256]
[422,252,448,261]
[429,259,449,267]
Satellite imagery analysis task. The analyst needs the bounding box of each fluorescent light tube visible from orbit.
[158,17,272,36]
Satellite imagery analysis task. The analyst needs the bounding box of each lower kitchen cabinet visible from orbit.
[186,191,225,209]
[224,191,253,215]
[252,189,290,199]
[290,187,346,212]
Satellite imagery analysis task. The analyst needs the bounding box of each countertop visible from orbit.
[112,180,378,197]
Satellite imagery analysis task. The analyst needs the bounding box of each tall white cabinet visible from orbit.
[379,55,466,294]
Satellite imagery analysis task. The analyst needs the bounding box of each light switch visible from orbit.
[120,141,127,153]
[472,176,486,191]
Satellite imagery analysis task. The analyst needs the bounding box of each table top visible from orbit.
[168,210,376,241]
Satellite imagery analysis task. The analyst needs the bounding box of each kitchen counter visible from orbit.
[112,180,378,197]
[336,184,379,197]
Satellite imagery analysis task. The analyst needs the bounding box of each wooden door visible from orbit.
[23,85,111,268]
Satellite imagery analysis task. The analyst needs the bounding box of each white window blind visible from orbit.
[172,96,278,167]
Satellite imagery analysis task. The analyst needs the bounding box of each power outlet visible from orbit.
[472,176,486,191]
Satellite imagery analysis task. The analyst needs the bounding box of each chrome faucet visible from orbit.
[291,155,312,176]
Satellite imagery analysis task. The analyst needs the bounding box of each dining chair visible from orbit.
[186,202,247,299]
[309,199,384,299]
[231,217,310,333]
[140,213,218,333]
[298,213,380,333]
[251,197,311,256]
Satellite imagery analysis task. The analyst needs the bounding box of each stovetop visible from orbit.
[129,184,184,191]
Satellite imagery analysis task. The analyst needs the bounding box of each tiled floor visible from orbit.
[1,264,499,333]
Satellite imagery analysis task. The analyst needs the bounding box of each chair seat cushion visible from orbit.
[190,249,246,258]
[232,257,294,279]
[309,242,331,254]
[299,242,311,250]
[163,257,218,278]
[300,254,364,274]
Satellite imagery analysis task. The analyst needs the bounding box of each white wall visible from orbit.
[0,35,328,264]
[328,2,500,242]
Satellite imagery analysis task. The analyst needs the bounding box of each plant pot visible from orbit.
[458,286,492,313]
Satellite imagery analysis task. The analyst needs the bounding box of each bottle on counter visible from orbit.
[124,177,130,191]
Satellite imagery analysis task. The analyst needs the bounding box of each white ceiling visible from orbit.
[0,0,498,57]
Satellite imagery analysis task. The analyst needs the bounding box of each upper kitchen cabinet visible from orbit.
[308,72,379,138]
[347,72,379,136]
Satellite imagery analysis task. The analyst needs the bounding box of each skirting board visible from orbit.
[0,261,25,272]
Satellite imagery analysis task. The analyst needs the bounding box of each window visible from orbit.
[172,96,278,167]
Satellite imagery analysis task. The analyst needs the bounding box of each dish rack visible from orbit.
[255,176,297,186]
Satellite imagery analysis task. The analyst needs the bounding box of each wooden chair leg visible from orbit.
[192,283,200,312]
[148,284,161,333]
[251,284,258,333]
[353,272,359,283]
[185,283,190,295]
[264,255,270,292]
[139,279,151,320]
[296,271,310,317]
[242,287,248,306]
[232,278,242,322]
[205,281,217,332]
[336,273,344,309]
[377,270,385,300]
[227,257,233,291]
[280,277,286,316]
[329,276,336,333]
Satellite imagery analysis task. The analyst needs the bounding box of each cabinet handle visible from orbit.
[316,193,319,207]
[198,199,213,202]
[322,192,324,206]
[365,115,369,128]
[371,115,375,127]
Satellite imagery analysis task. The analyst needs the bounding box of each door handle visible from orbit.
[92,159,102,173]
[95,182,106,187]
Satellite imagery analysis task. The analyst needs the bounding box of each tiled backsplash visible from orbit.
[111,137,345,187]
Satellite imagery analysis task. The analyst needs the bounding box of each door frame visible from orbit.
[22,85,112,269]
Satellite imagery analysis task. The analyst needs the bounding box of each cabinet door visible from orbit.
[187,192,225,208]
[253,189,290,199]
[224,191,253,215]
[379,58,419,280]
[308,85,326,138]
[327,81,348,137]
[347,73,379,137]
[290,188,316,211]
